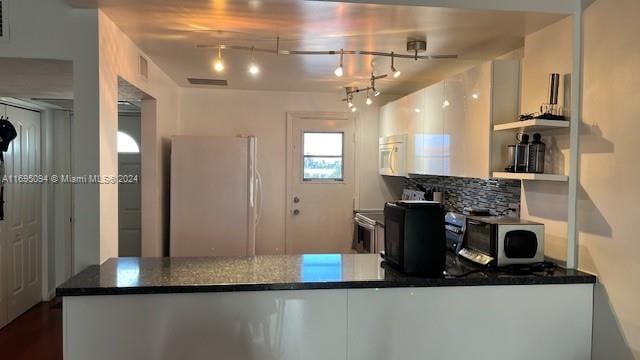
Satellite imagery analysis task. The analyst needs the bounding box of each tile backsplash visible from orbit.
[404,175,521,216]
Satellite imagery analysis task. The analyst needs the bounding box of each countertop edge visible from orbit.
[56,275,596,297]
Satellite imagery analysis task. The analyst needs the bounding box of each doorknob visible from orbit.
[293,209,300,215]
[293,196,300,203]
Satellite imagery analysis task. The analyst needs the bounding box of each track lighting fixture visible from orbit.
[351,106,357,112]
[213,46,224,72]
[248,46,260,75]
[366,91,372,105]
[374,89,381,97]
[334,49,344,77]
[391,52,401,78]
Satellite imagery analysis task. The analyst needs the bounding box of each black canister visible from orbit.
[514,133,529,173]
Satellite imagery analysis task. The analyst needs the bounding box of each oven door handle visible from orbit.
[355,219,376,231]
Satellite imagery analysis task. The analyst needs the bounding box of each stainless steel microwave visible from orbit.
[379,134,407,176]
[459,216,544,267]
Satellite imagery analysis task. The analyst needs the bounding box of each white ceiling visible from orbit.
[85,0,566,95]
[0,58,73,99]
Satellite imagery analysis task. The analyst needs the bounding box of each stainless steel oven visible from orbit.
[353,213,378,253]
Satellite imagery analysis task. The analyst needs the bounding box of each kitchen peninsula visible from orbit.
[58,254,595,360]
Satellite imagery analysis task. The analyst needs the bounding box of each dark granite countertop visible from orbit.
[57,253,596,297]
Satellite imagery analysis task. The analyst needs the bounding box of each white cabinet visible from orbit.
[442,74,466,176]
[347,285,594,360]
[379,99,406,139]
[65,290,348,360]
[378,60,519,178]
[422,82,445,175]
[404,89,425,174]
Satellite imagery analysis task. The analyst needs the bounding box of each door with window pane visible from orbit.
[286,113,355,254]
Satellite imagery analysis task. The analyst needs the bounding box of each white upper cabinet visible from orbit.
[379,99,406,139]
[404,89,426,174]
[378,59,519,178]
[442,74,466,176]
[422,82,445,176]
[442,61,495,178]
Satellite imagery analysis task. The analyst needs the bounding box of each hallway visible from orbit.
[0,301,62,359]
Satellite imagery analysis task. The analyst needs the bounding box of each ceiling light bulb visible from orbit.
[249,63,260,75]
[374,90,381,97]
[213,59,224,72]
[335,49,344,77]
[347,101,353,108]
[414,108,420,113]
[351,106,357,112]
[248,46,260,76]
[366,96,372,105]
[214,46,224,72]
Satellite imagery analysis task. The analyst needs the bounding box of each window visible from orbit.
[117,131,140,153]
[303,132,344,181]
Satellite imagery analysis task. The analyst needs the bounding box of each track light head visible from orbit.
[366,96,372,105]
[214,46,224,72]
[335,49,344,77]
[351,106,357,112]
[374,89,381,97]
[248,46,260,75]
[391,52,400,78]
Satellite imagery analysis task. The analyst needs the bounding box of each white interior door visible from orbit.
[0,104,7,328]
[118,154,141,257]
[1,104,42,323]
[286,113,355,254]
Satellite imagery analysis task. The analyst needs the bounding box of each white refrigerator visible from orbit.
[170,136,262,257]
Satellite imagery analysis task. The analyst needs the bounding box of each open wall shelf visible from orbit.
[493,119,570,132]
[492,172,569,182]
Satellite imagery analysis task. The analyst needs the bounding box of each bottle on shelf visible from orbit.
[527,133,546,173]
[514,133,529,173]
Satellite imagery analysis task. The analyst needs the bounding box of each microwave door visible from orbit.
[379,145,394,175]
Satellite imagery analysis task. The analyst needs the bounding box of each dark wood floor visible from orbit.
[0,300,62,360]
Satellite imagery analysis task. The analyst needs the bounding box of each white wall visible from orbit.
[179,88,394,254]
[0,0,100,272]
[98,11,180,259]
[520,1,640,357]
[0,1,181,276]
[580,0,640,357]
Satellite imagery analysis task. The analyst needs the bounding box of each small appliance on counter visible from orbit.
[444,212,466,254]
[459,216,544,267]
[384,201,445,276]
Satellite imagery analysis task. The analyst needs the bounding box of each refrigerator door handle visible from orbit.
[256,170,263,225]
